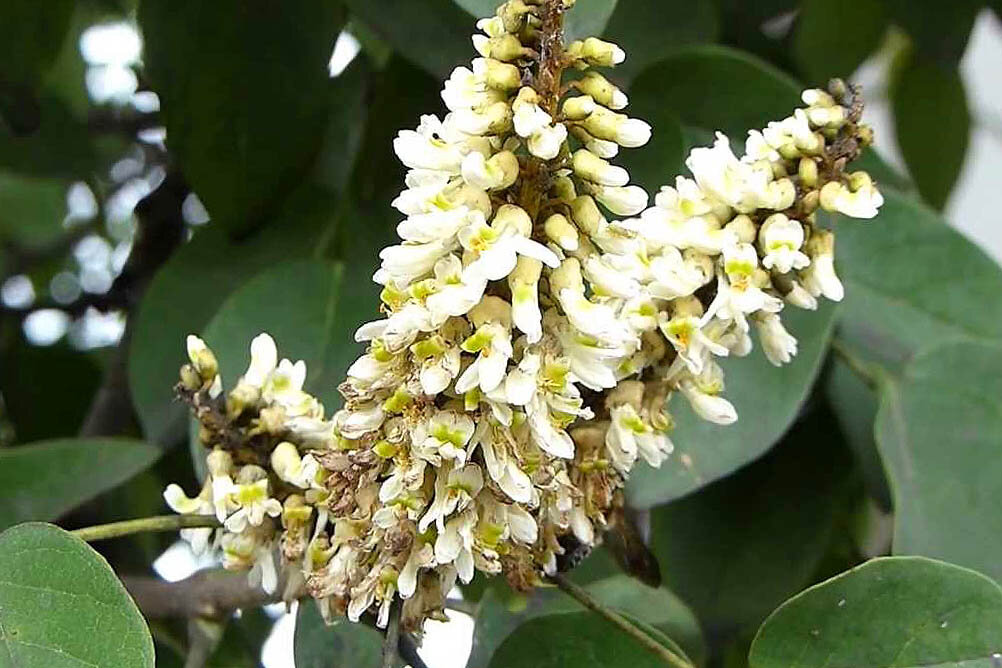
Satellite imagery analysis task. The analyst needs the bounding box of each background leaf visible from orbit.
[470,575,705,667]
[891,57,970,210]
[627,301,837,507]
[835,191,1002,368]
[602,0,718,84]
[199,259,348,410]
[648,407,856,642]
[488,609,686,668]
[345,0,472,80]
[792,0,888,84]
[875,340,1002,583]
[0,522,155,667]
[293,600,399,668]
[0,438,159,530]
[749,557,1002,668]
[138,0,345,235]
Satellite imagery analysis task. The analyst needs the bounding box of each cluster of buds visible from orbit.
[164,0,882,633]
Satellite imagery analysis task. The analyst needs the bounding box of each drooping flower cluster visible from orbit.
[165,0,882,633]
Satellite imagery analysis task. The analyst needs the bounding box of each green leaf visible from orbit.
[891,58,970,210]
[792,0,888,84]
[138,0,345,236]
[129,204,338,446]
[0,438,160,530]
[648,408,855,639]
[630,45,801,140]
[345,0,473,79]
[0,342,101,443]
[563,0,618,42]
[0,172,68,249]
[626,300,837,507]
[128,60,367,446]
[613,92,685,195]
[487,610,682,668]
[825,360,891,510]
[881,0,979,64]
[471,576,704,667]
[0,95,98,179]
[0,522,155,667]
[602,0,718,84]
[749,557,1002,667]
[875,341,1002,584]
[835,190,1002,368]
[0,0,75,90]
[293,599,398,668]
[200,259,346,410]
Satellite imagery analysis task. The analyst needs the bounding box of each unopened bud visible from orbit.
[562,95,596,120]
[798,157,818,187]
[484,58,521,90]
[575,71,627,109]
[493,204,532,236]
[580,37,626,67]
[544,213,579,250]
[476,33,527,62]
[179,364,202,392]
[572,149,629,186]
[549,257,584,294]
[570,195,606,234]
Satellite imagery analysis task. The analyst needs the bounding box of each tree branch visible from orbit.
[121,570,286,619]
[382,601,401,668]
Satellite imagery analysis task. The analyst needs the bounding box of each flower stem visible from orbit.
[382,600,402,668]
[550,573,694,668]
[71,514,221,543]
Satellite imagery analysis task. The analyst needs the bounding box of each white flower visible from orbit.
[755,312,798,366]
[526,394,575,458]
[459,206,559,283]
[678,364,737,425]
[394,115,464,172]
[686,132,770,212]
[659,312,729,374]
[591,185,648,216]
[461,150,518,191]
[820,178,884,219]
[572,149,629,186]
[163,484,215,555]
[509,257,544,343]
[355,303,434,353]
[415,411,476,464]
[419,463,484,532]
[456,322,513,393]
[238,333,278,389]
[425,254,488,323]
[223,478,282,533]
[527,122,568,160]
[801,230,844,302]
[435,508,478,583]
[607,404,673,471]
[758,214,809,273]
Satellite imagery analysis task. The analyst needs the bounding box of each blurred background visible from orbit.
[1,1,999,666]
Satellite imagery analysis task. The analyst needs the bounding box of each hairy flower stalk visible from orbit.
[165,0,883,634]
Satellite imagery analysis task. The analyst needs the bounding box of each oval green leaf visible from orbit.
[470,576,704,667]
[749,556,1002,668]
[875,340,1002,584]
[293,600,394,668]
[487,609,682,668]
[0,522,154,667]
[0,438,159,531]
[649,407,855,637]
[792,0,888,84]
[835,190,1002,368]
[138,0,345,235]
[627,300,837,507]
[892,58,970,210]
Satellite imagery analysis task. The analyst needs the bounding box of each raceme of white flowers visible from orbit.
[164,0,883,634]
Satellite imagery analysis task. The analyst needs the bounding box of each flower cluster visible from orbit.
[164,0,882,633]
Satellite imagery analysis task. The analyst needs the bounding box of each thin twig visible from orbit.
[382,600,402,668]
[550,573,693,668]
[830,337,880,389]
[71,514,221,542]
[444,597,478,616]
[121,569,291,619]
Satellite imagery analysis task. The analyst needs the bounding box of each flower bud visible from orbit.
[549,257,584,293]
[570,195,606,234]
[572,149,629,186]
[483,58,522,90]
[474,33,527,61]
[562,95,596,120]
[544,213,579,250]
[798,157,818,188]
[581,106,651,147]
[579,37,626,66]
[591,184,648,216]
[179,364,203,392]
[575,71,627,109]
